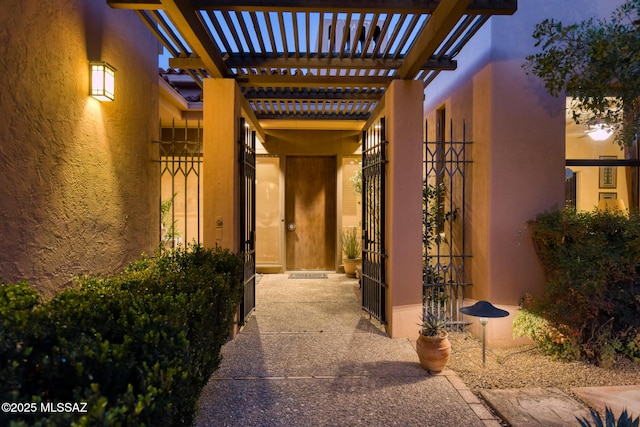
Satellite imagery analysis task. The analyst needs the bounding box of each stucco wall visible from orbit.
[0,0,159,296]
[423,0,626,345]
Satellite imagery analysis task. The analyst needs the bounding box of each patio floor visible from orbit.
[195,273,497,426]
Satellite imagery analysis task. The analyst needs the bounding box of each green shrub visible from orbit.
[525,208,640,365]
[0,244,244,426]
[513,305,581,361]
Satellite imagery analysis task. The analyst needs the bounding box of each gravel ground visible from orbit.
[447,331,640,398]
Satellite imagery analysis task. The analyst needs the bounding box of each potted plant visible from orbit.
[340,227,362,278]
[416,313,451,372]
[161,193,182,248]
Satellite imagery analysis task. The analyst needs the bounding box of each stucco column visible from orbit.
[203,78,241,252]
[385,80,425,339]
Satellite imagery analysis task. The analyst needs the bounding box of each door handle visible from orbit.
[287,222,296,232]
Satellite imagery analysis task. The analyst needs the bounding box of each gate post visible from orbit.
[202,78,241,252]
[385,80,424,339]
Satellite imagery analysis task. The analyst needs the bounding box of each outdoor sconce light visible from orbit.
[90,61,116,101]
[459,301,509,367]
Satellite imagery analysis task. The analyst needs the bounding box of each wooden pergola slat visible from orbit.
[382,13,407,58]
[136,11,178,56]
[278,12,289,59]
[263,12,278,59]
[249,12,267,57]
[235,10,256,56]
[338,13,352,59]
[204,11,232,55]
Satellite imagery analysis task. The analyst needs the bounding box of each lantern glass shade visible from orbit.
[90,62,116,101]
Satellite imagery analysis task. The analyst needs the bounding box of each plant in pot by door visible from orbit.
[416,313,451,372]
[340,227,361,278]
[161,193,182,248]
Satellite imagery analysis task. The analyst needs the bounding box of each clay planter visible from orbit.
[416,332,451,372]
[343,258,361,278]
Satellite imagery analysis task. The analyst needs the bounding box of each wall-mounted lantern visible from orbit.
[90,61,116,101]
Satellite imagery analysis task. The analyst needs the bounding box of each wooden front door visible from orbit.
[285,156,337,270]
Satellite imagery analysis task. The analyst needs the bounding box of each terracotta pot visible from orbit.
[416,332,451,372]
[343,258,361,278]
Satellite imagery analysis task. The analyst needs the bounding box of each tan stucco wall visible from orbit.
[0,0,159,296]
[423,0,627,345]
[425,5,568,308]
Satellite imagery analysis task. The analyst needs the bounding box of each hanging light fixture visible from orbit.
[588,123,614,141]
[89,61,116,101]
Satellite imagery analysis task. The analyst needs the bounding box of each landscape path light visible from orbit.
[459,301,509,367]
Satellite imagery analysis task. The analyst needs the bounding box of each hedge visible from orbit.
[0,244,244,426]
[517,208,640,366]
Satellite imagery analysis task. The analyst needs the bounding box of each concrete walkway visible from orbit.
[195,273,499,427]
[481,386,640,427]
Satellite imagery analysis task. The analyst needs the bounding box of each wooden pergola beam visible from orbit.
[170,55,457,71]
[398,0,472,80]
[157,0,228,78]
[109,0,517,15]
[236,75,394,88]
[243,87,383,100]
[225,56,457,71]
[171,56,457,73]
[254,112,370,120]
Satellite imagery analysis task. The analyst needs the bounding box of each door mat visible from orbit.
[288,273,328,280]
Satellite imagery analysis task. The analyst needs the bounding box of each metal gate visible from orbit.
[361,117,387,324]
[157,119,202,247]
[423,120,471,329]
[239,118,256,322]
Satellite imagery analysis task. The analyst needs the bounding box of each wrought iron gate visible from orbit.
[157,119,202,247]
[361,117,387,324]
[239,118,256,322]
[423,120,471,330]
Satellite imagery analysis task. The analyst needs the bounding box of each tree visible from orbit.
[524,0,640,208]
[524,0,640,147]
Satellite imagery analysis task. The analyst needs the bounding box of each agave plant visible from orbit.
[419,313,447,338]
[577,407,640,427]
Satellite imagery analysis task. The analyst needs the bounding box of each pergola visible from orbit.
[108,0,519,337]
[108,0,517,123]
